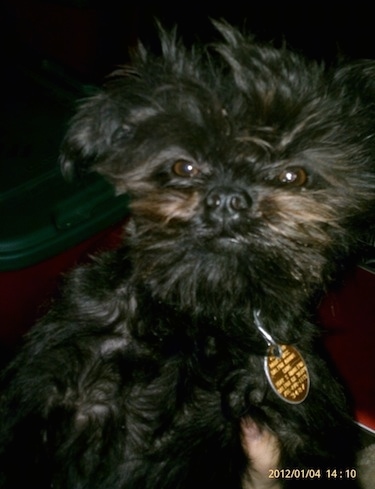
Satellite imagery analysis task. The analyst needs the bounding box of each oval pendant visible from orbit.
[264,344,310,404]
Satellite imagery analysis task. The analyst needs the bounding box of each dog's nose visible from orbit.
[205,187,252,221]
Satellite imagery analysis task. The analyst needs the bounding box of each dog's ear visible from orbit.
[59,89,136,181]
[59,25,195,184]
[331,59,375,108]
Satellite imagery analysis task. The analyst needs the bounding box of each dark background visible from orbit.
[2,1,374,83]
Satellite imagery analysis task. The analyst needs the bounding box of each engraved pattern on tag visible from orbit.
[264,344,310,404]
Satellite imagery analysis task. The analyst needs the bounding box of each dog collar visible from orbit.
[254,310,310,404]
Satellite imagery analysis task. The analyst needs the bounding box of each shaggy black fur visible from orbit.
[1,21,375,488]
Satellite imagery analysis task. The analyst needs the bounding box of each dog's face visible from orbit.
[60,23,375,318]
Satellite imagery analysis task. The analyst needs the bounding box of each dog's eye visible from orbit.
[172,160,200,178]
[278,167,308,186]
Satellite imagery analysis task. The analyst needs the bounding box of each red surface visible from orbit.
[319,266,375,433]
[0,221,125,348]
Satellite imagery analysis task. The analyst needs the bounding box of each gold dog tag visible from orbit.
[264,344,310,404]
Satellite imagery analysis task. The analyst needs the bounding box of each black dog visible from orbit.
[1,21,375,488]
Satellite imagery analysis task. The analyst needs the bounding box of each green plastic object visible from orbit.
[0,169,129,271]
[0,65,129,271]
